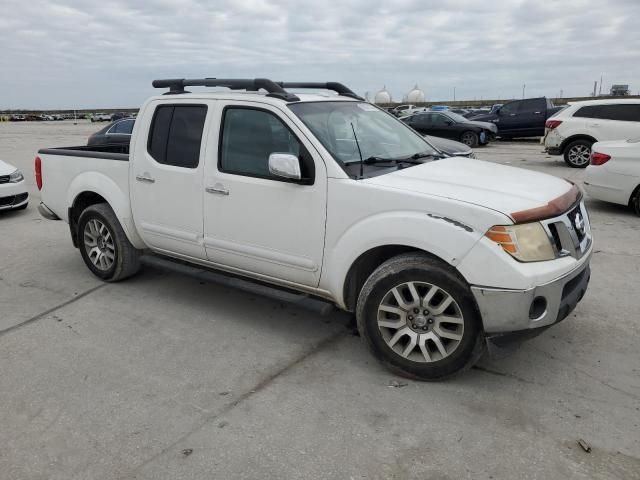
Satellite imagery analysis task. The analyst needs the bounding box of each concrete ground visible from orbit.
[0,122,638,480]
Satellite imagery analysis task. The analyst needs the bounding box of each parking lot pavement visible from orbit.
[1,123,639,479]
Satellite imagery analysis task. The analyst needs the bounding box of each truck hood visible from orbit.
[363,157,573,220]
[0,159,18,176]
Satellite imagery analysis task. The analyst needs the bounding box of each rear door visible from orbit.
[202,101,327,287]
[595,104,640,141]
[130,100,211,259]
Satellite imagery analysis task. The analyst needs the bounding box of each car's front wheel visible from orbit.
[77,203,141,282]
[564,139,592,168]
[356,253,484,381]
[460,131,479,147]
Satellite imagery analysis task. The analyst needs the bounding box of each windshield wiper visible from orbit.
[409,151,445,160]
[362,153,441,166]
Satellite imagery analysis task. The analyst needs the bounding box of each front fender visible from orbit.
[67,172,145,249]
[320,211,485,308]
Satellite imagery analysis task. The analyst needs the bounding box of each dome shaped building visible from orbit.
[406,84,426,103]
[373,86,392,104]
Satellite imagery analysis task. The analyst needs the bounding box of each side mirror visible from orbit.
[269,153,302,181]
[446,120,453,125]
[495,108,502,115]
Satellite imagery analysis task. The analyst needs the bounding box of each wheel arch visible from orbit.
[67,174,144,249]
[559,134,597,154]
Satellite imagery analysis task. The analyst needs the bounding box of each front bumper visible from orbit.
[0,191,28,210]
[471,256,590,339]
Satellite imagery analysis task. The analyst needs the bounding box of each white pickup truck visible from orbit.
[36,78,592,380]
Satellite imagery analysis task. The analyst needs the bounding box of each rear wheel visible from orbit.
[564,139,592,168]
[632,187,640,216]
[356,253,484,381]
[78,203,141,282]
[460,131,479,147]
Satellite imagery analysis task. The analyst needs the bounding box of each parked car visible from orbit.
[450,108,471,116]
[391,104,415,117]
[543,99,640,168]
[36,77,591,380]
[87,118,135,146]
[584,138,640,215]
[91,113,112,122]
[425,135,474,158]
[402,111,497,146]
[0,159,28,211]
[470,98,563,139]
[111,112,132,122]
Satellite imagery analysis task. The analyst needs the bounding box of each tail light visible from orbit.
[590,152,610,166]
[35,156,42,190]
[545,120,562,129]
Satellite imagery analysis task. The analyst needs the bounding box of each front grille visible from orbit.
[0,195,16,206]
[0,175,10,184]
[542,201,592,259]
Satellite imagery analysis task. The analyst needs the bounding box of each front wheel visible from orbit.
[356,253,484,381]
[460,131,479,147]
[564,139,592,168]
[77,203,141,282]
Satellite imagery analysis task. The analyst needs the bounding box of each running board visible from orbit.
[141,255,336,316]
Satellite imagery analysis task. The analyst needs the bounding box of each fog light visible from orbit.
[529,296,547,320]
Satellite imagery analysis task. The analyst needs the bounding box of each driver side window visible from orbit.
[500,102,518,115]
[219,107,302,178]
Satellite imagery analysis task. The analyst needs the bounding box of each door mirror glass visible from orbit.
[268,153,302,181]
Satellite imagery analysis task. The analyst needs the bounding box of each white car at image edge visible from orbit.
[0,159,28,211]
[584,138,640,215]
[543,99,640,168]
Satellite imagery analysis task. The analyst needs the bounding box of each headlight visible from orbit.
[485,222,555,262]
[9,170,24,183]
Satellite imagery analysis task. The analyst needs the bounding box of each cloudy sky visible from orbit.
[1,0,639,109]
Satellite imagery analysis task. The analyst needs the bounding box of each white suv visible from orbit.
[543,99,640,168]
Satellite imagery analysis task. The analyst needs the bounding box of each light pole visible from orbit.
[453,86,456,102]
[522,84,526,99]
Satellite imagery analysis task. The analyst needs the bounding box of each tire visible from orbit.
[563,139,592,168]
[460,131,479,147]
[632,187,640,216]
[77,203,141,282]
[356,253,485,381]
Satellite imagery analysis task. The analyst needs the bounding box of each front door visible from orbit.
[203,102,327,287]
[130,101,210,259]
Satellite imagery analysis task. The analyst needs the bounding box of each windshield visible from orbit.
[288,101,438,175]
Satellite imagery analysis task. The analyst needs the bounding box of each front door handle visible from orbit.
[206,186,229,196]
[136,174,155,183]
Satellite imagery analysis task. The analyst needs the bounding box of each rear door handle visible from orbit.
[135,174,155,183]
[206,186,229,196]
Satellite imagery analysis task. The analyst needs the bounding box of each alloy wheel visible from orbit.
[83,219,115,271]
[567,144,591,166]
[377,281,464,363]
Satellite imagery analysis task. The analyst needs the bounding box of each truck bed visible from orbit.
[37,144,131,224]
[38,143,129,160]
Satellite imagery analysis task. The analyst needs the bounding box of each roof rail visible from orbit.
[151,78,300,101]
[152,78,364,101]
[278,82,364,100]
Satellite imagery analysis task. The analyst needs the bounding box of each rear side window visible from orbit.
[574,104,640,121]
[147,105,207,168]
[112,119,134,134]
[219,107,304,179]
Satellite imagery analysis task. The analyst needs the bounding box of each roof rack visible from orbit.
[278,82,364,100]
[152,78,364,101]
